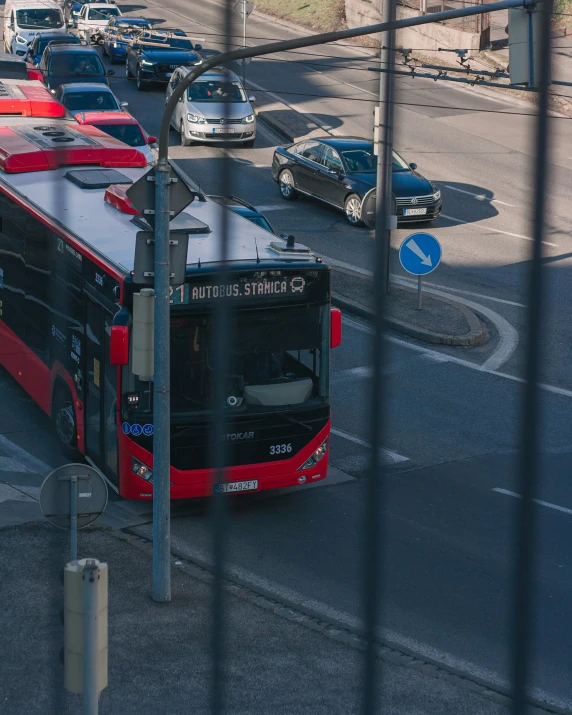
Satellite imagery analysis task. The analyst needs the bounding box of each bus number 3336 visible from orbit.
[270,443,293,455]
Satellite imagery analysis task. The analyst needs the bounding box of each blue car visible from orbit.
[26,33,81,67]
[102,17,153,64]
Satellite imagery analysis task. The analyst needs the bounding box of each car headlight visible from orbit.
[132,456,153,482]
[432,188,441,201]
[242,114,254,124]
[298,438,328,471]
[141,59,154,67]
[16,35,28,44]
[187,113,205,124]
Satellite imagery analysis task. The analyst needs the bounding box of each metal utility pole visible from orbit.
[152,160,172,603]
[83,559,99,715]
[374,0,397,295]
[242,0,247,86]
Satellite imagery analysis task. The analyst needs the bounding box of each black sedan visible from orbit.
[125,31,202,91]
[271,137,442,226]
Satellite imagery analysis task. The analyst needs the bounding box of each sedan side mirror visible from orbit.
[119,101,128,108]
[194,43,202,50]
[248,95,256,102]
[409,162,417,170]
[147,135,157,144]
[107,69,115,76]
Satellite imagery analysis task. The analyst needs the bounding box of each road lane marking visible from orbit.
[343,315,572,399]
[442,184,517,207]
[331,427,408,464]
[220,149,270,168]
[0,483,36,504]
[0,434,52,475]
[441,213,558,247]
[322,251,519,372]
[493,488,572,517]
[318,253,527,308]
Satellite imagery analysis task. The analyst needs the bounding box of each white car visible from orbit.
[75,3,120,42]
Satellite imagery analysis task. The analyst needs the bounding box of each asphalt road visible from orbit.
[1,0,572,709]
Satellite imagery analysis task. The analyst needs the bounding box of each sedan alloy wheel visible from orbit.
[278,169,298,200]
[344,194,363,226]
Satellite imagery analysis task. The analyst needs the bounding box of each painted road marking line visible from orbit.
[441,213,558,248]
[331,427,408,464]
[219,148,270,168]
[323,251,519,372]
[0,457,32,473]
[0,483,36,504]
[318,253,527,308]
[254,205,290,211]
[442,184,517,207]
[0,434,52,475]
[493,488,572,517]
[343,315,572,400]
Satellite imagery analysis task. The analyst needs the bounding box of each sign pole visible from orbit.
[417,276,422,310]
[152,161,172,603]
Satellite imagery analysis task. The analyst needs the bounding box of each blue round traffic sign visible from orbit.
[142,424,154,437]
[399,233,442,276]
[131,423,143,437]
[122,422,131,435]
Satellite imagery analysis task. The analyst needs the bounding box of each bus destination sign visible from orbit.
[170,272,312,305]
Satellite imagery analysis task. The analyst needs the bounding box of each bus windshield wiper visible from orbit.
[279,413,313,432]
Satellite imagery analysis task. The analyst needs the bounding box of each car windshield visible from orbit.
[96,123,146,147]
[16,8,63,29]
[187,80,246,103]
[49,53,104,75]
[116,20,151,31]
[36,36,79,54]
[63,90,118,111]
[88,7,119,19]
[141,34,193,50]
[340,146,411,173]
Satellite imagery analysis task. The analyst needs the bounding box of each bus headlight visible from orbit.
[132,456,153,482]
[298,438,328,470]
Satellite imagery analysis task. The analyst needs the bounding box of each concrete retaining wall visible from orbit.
[345,0,484,51]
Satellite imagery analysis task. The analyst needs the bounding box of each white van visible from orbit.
[4,0,66,57]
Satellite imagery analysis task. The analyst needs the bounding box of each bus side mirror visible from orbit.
[330,307,342,348]
[110,325,129,365]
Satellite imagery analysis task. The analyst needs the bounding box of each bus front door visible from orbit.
[85,296,119,489]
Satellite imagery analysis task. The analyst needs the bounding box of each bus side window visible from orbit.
[0,196,26,341]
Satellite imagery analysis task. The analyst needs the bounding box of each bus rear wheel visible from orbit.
[52,384,80,461]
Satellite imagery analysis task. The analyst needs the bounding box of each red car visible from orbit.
[74,111,156,164]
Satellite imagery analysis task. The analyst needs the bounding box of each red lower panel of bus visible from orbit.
[118,420,331,500]
[0,321,85,452]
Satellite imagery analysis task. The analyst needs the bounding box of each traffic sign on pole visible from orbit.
[233,0,255,18]
[126,165,194,229]
[399,232,442,310]
[399,232,441,276]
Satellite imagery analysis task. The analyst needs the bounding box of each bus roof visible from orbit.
[0,79,67,118]
[0,161,317,273]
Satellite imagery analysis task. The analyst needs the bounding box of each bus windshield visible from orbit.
[169,304,329,415]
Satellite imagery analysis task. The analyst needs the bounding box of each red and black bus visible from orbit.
[0,95,341,499]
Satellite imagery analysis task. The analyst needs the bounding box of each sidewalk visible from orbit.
[2,519,518,715]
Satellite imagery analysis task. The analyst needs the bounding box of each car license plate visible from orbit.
[212,127,234,134]
[214,479,258,494]
[404,207,427,216]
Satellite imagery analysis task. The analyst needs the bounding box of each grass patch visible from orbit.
[254,0,347,33]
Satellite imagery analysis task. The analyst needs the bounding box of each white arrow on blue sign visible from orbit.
[399,232,442,276]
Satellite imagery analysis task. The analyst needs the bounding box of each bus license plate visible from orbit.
[212,127,234,134]
[404,207,427,216]
[214,479,258,494]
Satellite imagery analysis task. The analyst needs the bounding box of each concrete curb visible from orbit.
[332,285,485,346]
[111,525,568,715]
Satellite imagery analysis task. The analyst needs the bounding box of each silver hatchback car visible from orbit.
[166,67,256,147]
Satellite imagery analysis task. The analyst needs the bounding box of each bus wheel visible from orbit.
[52,385,80,460]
